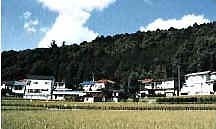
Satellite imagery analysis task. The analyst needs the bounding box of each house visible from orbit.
[52,81,86,100]
[80,79,117,102]
[138,79,176,97]
[4,81,25,97]
[80,81,105,91]
[180,71,216,96]
[80,81,105,102]
[53,89,86,101]
[80,79,116,92]
[83,91,103,103]
[23,75,55,100]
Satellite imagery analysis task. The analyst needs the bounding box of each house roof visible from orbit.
[96,79,115,84]
[6,81,25,86]
[185,71,211,77]
[211,72,216,75]
[80,81,95,86]
[26,75,55,80]
[138,79,153,83]
[138,78,175,83]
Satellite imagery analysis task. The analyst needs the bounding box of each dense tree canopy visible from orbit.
[2,22,216,90]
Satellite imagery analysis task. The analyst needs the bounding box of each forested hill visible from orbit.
[2,22,216,89]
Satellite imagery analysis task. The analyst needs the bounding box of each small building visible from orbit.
[52,81,86,101]
[53,89,86,101]
[23,75,55,100]
[83,91,103,103]
[80,81,105,91]
[4,81,25,97]
[138,79,176,97]
[80,79,117,102]
[180,71,216,96]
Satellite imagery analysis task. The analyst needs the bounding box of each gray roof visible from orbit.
[6,81,25,86]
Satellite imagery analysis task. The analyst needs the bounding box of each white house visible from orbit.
[23,75,55,100]
[80,81,105,91]
[180,71,216,96]
[5,81,25,97]
[52,82,86,100]
[80,79,116,102]
[138,79,176,97]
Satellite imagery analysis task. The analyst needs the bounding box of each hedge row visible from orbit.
[156,95,216,104]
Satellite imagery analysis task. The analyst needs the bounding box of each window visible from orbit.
[45,82,50,85]
[33,82,38,84]
[41,89,48,91]
[58,83,64,87]
[28,89,33,93]
[14,86,23,90]
[28,89,41,93]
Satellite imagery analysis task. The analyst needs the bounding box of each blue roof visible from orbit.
[80,81,95,86]
[6,81,25,86]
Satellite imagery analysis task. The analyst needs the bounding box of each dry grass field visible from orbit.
[2,110,216,129]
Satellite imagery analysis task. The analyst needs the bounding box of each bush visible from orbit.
[156,95,216,104]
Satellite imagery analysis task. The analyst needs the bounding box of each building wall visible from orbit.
[158,80,174,89]
[24,79,53,100]
[181,73,214,96]
[211,73,216,80]
[12,86,25,94]
[185,75,209,85]
[83,82,105,91]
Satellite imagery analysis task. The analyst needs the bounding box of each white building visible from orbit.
[139,79,176,97]
[80,81,105,91]
[4,81,25,97]
[180,71,216,96]
[80,79,117,102]
[23,75,55,100]
[52,82,86,100]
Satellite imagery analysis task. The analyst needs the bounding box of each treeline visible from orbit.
[2,22,216,90]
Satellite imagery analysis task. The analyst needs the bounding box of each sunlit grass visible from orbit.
[2,110,216,129]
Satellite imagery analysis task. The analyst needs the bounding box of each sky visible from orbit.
[2,0,216,50]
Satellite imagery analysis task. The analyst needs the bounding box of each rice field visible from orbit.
[2,99,216,110]
[2,110,216,129]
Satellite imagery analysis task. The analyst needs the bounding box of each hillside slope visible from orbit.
[2,22,216,90]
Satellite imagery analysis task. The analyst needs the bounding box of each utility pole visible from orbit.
[177,65,181,96]
[92,72,95,82]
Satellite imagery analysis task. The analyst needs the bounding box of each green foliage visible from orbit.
[156,95,216,104]
[2,22,216,92]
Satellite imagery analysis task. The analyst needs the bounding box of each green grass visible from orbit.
[2,110,216,129]
[1,106,46,110]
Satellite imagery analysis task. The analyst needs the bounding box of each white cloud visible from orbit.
[37,0,116,48]
[140,14,210,31]
[23,11,32,19]
[23,11,39,33]
[24,19,39,33]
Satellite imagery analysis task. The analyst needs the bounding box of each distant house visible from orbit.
[180,71,216,96]
[4,81,25,97]
[23,75,55,100]
[52,81,85,100]
[138,79,176,97]
[80,79,116,92]
[80,79,117,102]
[80,81,105,91]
